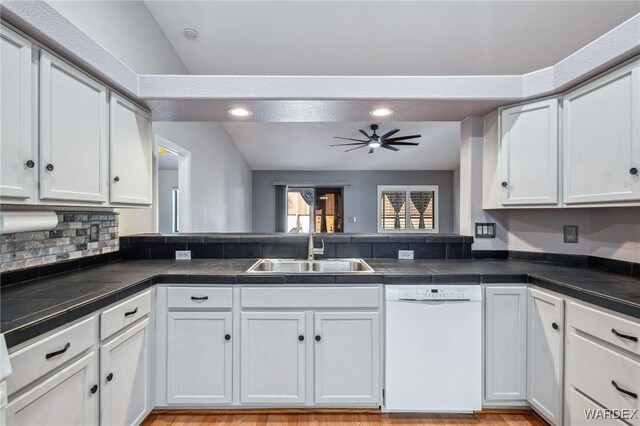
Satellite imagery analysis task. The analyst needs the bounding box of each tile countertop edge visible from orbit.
[3,265,640,349]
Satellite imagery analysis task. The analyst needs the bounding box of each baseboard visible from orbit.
[148,408,382,415]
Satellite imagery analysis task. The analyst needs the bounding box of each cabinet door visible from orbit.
[563,60,640,204]
[110,94,152,205]
[1,26,35,199]
[39,51,108,203]
[6,352,98,426]
[485,286,527,401]
[500,99,559,205]
[313,312,380,404]
[240,312,306,404]
[100,319,149,426]
[167,311,232,404]
[527,288,564,426]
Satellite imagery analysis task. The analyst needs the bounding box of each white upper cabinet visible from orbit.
[500,98,559,205]
[1,26,35,199]
[109,94,152,205]
[563,60,640,204]
[39,51,108,203]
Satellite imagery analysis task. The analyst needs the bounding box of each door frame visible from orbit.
[154,135,192,233]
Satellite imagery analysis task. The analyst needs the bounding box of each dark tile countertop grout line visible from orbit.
[3,259,640,349]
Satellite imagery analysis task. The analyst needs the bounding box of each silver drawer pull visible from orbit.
[611,328,638,342]
[612,380,638,399]
[45,342,70,359]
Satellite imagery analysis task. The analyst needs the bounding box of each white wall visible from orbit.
[47,0,188,74]
[460,117,508,250]
[158,170,178,234]
[507,208,640,263]
[153,122,252,232]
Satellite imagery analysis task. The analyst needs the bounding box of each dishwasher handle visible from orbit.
[398,298,472,302]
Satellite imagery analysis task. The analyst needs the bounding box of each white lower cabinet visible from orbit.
[100,318,150,426]
[484,286,527,403]
[313,312,380,404]
[240,312,306,404]
[167,311,232,404]
[527,288,564,426]
[6,352,98,426]
[565,300,640,426]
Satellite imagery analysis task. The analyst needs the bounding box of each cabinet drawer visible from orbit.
[8,316,96,394]
[241,286,380,308]
[568,301,640,356]
[567,330,640,424]
[566,386,625,425]
[168,287,232,309]
[100,291,150,340]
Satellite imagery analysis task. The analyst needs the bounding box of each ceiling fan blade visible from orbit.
[359,130,372,140]
[381,144,399,151]
[386,142,419,146]
[345,145,368,153]
[331,142,367,147]
[384,135,421,143]
[333,136,370,143]
[369,147,374,154]
[381,129,400,140]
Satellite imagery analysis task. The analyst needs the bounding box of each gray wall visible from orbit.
[252,170,454,233]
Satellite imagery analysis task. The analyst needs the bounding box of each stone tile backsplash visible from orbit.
[0,212,119,272]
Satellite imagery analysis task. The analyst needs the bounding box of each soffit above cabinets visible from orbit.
[3,2,640,122]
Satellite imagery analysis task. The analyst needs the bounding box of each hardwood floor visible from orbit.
[142,410,548,425]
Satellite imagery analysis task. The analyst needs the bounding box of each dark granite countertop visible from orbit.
[2,258,640,348]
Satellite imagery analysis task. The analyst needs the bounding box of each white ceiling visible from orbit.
[144,1,640,76]
[223,122,460,170]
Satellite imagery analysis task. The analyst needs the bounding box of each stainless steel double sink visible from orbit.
[246,258,374,273]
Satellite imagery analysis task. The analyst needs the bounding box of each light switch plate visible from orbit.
[398,250,414,260]
[175,250,192,260]
[563,225,578,243]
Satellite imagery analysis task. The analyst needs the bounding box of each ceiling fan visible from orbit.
[331,124,421,154]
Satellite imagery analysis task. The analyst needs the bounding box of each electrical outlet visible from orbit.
[398,250,414,260]
[348,216,357,223]
[175,250,192,260]
[563,225,578,244]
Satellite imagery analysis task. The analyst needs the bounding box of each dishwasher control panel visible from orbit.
[385,285,482,302]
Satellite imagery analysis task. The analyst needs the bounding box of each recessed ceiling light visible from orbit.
[228,108,252,117]
[184,28,199,40]
[369,108,394,117]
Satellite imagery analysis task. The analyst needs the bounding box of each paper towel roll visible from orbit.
[0,211,59,234]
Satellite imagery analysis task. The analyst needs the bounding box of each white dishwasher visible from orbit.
[384,285,482,413]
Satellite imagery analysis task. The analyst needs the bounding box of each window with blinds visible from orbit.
[378,185,438,233]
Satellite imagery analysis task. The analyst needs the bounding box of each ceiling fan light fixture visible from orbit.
[228,108,252,117]
[369,141,381,148]
[369,108,394,117]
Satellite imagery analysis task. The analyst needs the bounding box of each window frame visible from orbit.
[377,185,439,233]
